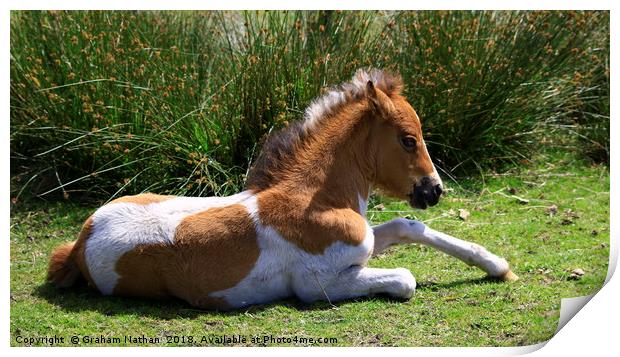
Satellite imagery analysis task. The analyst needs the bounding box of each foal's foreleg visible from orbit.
[372,218,518,281]
[372,218,413,256]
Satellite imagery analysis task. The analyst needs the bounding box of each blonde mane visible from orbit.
[302,68,404,130]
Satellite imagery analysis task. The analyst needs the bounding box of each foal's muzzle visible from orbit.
[409,176,443,209]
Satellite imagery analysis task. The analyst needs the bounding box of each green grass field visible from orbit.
[10,155,609,347]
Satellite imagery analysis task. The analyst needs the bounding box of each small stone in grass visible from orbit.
[458,208,470,221]
[569,268,585,280]
[564,209,580,219]
[561,218,573,225]
[546,204,558,216]
[373,203,386,211]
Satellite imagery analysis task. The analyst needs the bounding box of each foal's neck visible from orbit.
[284,106,374,215]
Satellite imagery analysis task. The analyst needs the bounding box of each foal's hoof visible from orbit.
[500,270,519,282]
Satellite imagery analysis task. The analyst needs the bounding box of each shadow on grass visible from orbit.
[416,276,509,291]
[33,282,375,318]
[34,276,505,319]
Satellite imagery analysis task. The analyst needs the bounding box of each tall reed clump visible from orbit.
[10,11,383,201]
[566,14,610,163]
[11,11,238,200]
[385,11,609,176]
[572,53,610,163]
[10,11,609,201]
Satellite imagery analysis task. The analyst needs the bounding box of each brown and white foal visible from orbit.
[48,69,517,310]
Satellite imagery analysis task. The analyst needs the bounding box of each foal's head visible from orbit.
[364,72,443,209]
[246,68,443,209]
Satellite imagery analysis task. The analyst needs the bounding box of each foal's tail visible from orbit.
[47,216,93,288]
[47,241,81,288]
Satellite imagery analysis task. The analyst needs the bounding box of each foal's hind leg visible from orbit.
[372,218,518,280]
[292,266,416,303]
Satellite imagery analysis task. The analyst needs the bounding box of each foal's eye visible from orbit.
[400,136,417,152]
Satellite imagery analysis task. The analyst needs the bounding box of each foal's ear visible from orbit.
[366,81,395,119]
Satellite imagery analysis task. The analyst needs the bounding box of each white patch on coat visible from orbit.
[84,191,254,295]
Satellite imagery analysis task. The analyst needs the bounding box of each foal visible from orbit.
[48,69,517,310]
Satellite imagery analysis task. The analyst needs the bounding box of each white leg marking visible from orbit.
[377,218,510,277]
[293,265,416,303]
[372,218,411,256]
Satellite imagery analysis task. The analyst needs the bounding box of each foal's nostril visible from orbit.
[434,184,443,197]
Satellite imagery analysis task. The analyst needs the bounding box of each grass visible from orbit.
[10,155,609,346]
[10,11,609,200]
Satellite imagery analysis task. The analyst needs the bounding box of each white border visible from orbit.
[3,0,615,11]
[4,1,616,356]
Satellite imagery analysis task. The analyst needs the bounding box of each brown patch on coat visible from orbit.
[251,98,375,254]
[109,193,175,205]
[257,189,368,255]
[254,111,373,254]
[113,204,259,310]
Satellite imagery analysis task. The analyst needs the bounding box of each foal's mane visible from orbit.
[245,68,403,191]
